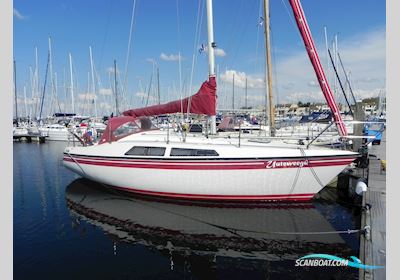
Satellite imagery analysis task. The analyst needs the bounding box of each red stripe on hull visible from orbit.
[63,157,355,170]
[111,186,315,202]
[65,154,356,164]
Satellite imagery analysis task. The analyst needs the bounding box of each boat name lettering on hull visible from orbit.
[265,160,309,169]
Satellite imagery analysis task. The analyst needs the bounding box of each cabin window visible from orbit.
[170,148,219,156]
[125,146,166,156]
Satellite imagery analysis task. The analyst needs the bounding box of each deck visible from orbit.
[359,131,386,280]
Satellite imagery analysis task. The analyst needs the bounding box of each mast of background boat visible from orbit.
[114,60,119,115]
[288,0,347,137]
[13,60,18,126]
[245,77,248,108]
[48,37,55,117]
[232,73,235,111]
[89,46,98,118]
[69,53,75,114]
[55,73,59,113]
[324,27,330,86]
[29,66,34,120]
[48,37,62,116]
[39,52,50,121]
[263,0,275,137]
[327,49,353,116]
[23,85,28,119]
[206,0,217,134]
[337,52,357,105]
[34,46,39,120]
[62,68,67,113]
[157,65,161,105]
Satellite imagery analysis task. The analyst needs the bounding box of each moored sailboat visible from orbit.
[63,0,358,202]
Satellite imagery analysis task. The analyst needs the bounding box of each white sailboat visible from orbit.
[63,0,358,202]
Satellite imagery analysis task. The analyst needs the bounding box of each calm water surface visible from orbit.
[14,142,360,279]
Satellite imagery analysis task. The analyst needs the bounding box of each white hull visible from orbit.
[39,126,72,141]
[63,132,357,201]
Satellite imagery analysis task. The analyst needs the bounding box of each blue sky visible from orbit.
[14,0,385,116]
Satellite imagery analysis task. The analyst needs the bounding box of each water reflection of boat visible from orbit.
[66,178,353,263]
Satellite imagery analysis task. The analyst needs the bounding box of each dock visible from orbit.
[13,134,47,143]
[359,132,386,280]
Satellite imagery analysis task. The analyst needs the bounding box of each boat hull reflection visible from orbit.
[65,178,353,261]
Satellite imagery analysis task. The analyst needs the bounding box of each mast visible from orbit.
[288,0,347,137]
[328,49,353,116]
[324,26,330,85]
[23,85,28,118]
[335,34,339,100]
[114,60,119,115]
[232,73,235,110]
[206,0,217,134]
[245,77,248,108]
[157,65,161,105]
[39,52,50,121]
[89,46,98,118]
[13,60,18,125]
[48,37,55,116]
[68,53,75,114]
[29,66,34,119]
[55,72,61,113]
[35,46,39,119]
[263,0,275,136]
[337,53,357,105]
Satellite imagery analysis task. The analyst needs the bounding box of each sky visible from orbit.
[13,0,386,117]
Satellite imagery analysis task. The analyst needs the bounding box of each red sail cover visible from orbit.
[123,77,216,117]
[98,116,138,144]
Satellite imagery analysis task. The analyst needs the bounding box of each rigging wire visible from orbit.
[187,0,205,117]
[176,0,183,117]
[220,0,258,70]
[99,0,113,71]
[123,0,137,97]
[219,0,246,67]
[254,0,263,75]
[94,64,104,116]
[300,147,325,188]
[279,0,300,34]
[270,19,281,107]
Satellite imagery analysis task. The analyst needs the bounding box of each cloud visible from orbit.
[135,92,147,98]
[78,93,97,100]
[99,88,113,96]
[354,77,380,84]
[160,53,184,61]
[220,70,264,89]
[204,47,227,57]
[106,67,120,74]
[135,91,157,102]
[246,95,265,103]
[307,81,319,88]
[274,28,385,103]
[13,8,26,20]
[281,87,383,104]
[283,91,325,104]
[99,102,112,111]
[16,97,36,105]
[282,82,294,90]
[214,48,227,57]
